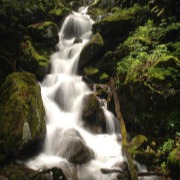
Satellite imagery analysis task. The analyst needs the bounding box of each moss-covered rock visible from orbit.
[28,21,59,47]
[78,32,104,72]
[0,72,46,163]
[81,93,106,133]
[19,37,49,80]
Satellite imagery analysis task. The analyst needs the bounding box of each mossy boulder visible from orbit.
[78,33,104,72]
[28,21,59,48]
[93,5,150,48]
[81,93,106,133]
[19,37,49,80]
[0,72,46,163]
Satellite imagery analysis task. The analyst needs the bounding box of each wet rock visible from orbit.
[73,37,82,44]
[78,32,104,72]
[57,128,94,164]
[0,72,46,163]
[81,93,107,133]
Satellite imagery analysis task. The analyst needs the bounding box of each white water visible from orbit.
[26,7,125,180]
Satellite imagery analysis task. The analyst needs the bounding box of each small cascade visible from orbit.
[103,107,119,134]
[26,6,126,180]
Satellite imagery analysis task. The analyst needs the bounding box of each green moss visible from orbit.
[99,73,109,80]
[84,67,99,75]
[49,8,63,16]
[88,7,106,20]
[129,134,147,154]
[168,147,180,167]
[0,72,46,158]
[21,38,48,65]
[19,38,49,78]
[28,21,55,30]
[90,32,104,46]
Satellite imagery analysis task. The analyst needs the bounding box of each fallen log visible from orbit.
[109,77,138,180]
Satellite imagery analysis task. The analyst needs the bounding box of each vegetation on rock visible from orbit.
[0,72,46,163]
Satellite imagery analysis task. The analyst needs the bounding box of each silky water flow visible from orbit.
[26,7,127,180]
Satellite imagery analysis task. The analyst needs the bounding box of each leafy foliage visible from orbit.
[116,20,180,97]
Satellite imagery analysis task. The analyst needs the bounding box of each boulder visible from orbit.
[0,72,46,163]
[81,93,107,133]
[19,37,49,80]
[28,21,59,48]
[78,33,104,73]
[57,128,94,164]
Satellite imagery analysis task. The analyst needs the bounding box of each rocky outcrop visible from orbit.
[0,72,46,163]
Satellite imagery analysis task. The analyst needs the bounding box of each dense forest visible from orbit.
[0,0,179,179]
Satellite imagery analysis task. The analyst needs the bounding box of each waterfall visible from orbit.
[26,7,125,180]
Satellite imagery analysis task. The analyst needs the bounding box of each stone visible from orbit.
[0,72,46,162]
[28,21,59,47]
[57,128,94,164]
[19,37,49,80]
[81,93,107,133]
[78,33,104,72]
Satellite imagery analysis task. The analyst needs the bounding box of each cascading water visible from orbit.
[26,7,125,180]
